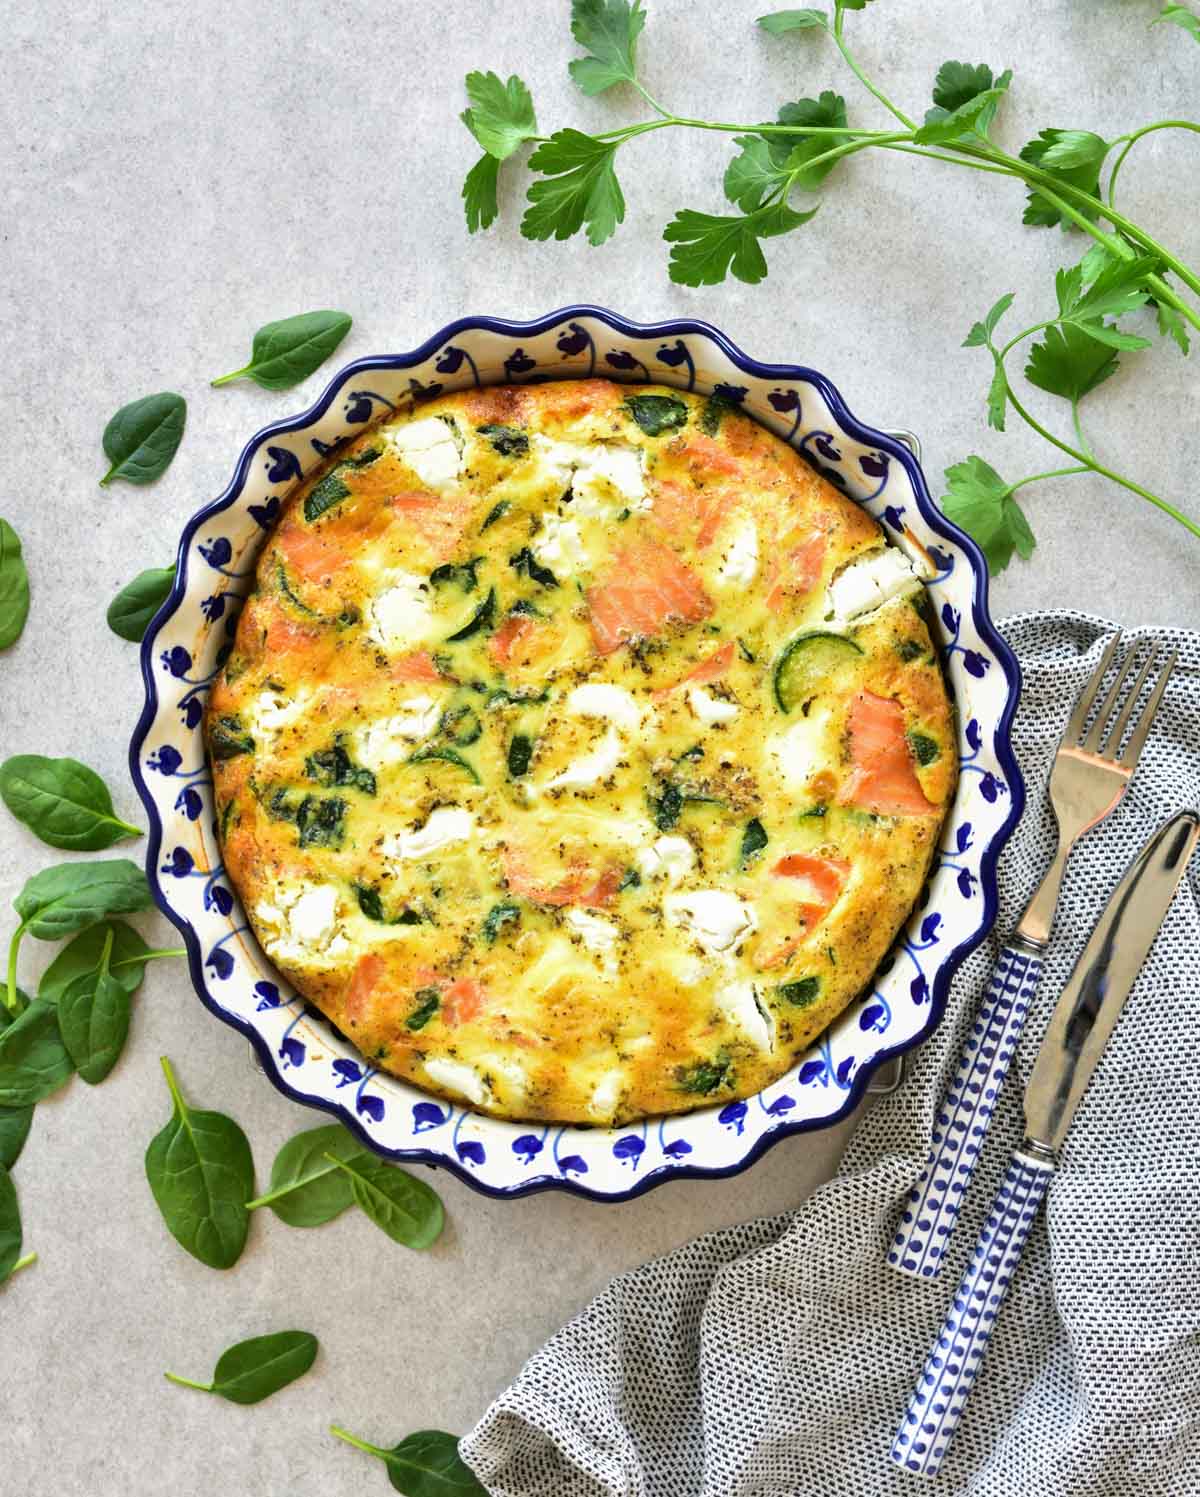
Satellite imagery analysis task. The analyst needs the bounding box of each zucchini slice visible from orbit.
[773,631,863,713]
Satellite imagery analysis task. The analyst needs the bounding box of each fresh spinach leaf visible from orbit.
[477,425,529,457]
[353,885,422,926]
[757,9,828,33]
[509,549,557,588]
[0,1005,34,1169]
[481,902,521,944]
[304,473,352,524]
[506,734,533,778]
[13,858,152,940]
[56,928,131,1085]
[0,519,31,650]
[0,998,74,1108]
[298,795,348,849]
[740,817,768,866]
[37,919,152,1003]
[430,558,483,593]
[624,393,688,436]
[99,392,187,487]
[106,564,176,642]
[212,310,353,390]
[445,586,496,641]
[246,1123,369,1228]
[0,754,142,850]
[325,1154,444,1250]
[405,989,441,1031]
[331,1426,488,1496]
[651,781,683,831]
[210,716,256,761]
[778,976,821,1006]
[0,1164,21,1284]
[908,731,940,766]
[675,1054,732,1094]
[165,1330,318,1404]
[144,1056,255,1270]
[408,747,482,784]
[305,741,376,795]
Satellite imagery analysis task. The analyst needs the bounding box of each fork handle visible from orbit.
[887,943,1043,1280]
[890,1147,1054,1477]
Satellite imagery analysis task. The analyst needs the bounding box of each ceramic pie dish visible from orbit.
[130,306,1024,1202]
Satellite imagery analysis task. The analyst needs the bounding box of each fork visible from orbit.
[887,633,1176,1280]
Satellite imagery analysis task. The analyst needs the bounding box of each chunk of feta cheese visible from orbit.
[688,686,739,725]
[826,548,918,624]
[354,697,441,767]
[766,705,834,793]
[635,835,696,885]
[246,688,312,747]
[716,516,759,587]
[663,890,757,954]
[424,1057,487,1106]
[719,978,774,1052]
[386,416,463,492]
[365,572,433,650]
[542,728,623,792]
[386,806,474,861]
[589,1069,626,1122]
[531,437,648,512]
[255,882,344,966]
[566,682,644,734]
[564,908,620,959]
[532,512,587,572]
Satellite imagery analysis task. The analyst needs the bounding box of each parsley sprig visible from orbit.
[453,0,1200,567]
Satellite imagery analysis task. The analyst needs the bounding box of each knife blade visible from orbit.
[1024,807,1199,1157]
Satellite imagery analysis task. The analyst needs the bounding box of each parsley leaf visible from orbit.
[522,130,625,246]
[724,136,790,212]
[463,155,500,233]
[986,361,1008,432]
[1024,324,1119,403]
[568,0,646,95]
[1157,298,1192,355]
[775,92,850,190]
[963,292,1015,348]
[1019,129,1107,228]
[941,457,1035,574]
[915,61,1012,145]
[757,9,829,34]
[1153,3,1200,41]
[461,72,538,160]
[665,200,817,286]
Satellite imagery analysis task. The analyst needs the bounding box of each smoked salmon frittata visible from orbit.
[205,379,955,1125]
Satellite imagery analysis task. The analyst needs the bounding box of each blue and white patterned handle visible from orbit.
[890,1148,1054,1478]
[888,944,1043,1279]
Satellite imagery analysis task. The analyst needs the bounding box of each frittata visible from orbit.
[205,379,955,1125]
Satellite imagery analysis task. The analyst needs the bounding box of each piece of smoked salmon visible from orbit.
[840,691,933,815]
[588,537,712,654]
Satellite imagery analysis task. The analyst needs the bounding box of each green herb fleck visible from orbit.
[478,424,530,457]
[676,1054,732,1094]
[779,976,821,1007]
[480,500,511,531]
[625,393,688,436]
[908,731,940,766]
[740,817,768,866]
[482,902,521,944]
[405,989,441,1031]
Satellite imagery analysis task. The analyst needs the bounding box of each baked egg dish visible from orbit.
[205,378,954,1125]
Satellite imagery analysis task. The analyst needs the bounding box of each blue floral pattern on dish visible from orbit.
[129,307,1024,1204]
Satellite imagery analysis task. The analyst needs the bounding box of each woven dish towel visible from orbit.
[462,613,1200,1497]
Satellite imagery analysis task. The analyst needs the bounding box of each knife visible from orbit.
[890,808,1199,1479]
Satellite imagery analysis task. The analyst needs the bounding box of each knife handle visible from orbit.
[888,943,1043,1279]
[890,1148,1053,1478]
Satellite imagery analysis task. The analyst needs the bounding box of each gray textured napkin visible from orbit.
[462,613,1200,1497]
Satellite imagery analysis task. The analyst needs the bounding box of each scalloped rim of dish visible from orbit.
[130,304,1024,1203]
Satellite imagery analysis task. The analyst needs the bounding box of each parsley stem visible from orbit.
[1071,401,1094,462]
[10,1251,36,1277]
[782,128,911,184]
[1107,120,1200,208]
[831,9,917,131]
[630,79,672,120]
[1007,466,1090,495]
[998,321,1056,360]
[880,143,1017,177]
[1004,384,1200,542]
[592,117,884,142]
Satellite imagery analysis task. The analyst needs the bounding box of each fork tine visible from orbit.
[1098,646,1158,757]
[1065,632,1121,744]
[1118,650,1176,767]
[1082,644,1145,753]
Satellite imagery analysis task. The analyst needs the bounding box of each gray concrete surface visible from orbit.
[2,1,1198,1492]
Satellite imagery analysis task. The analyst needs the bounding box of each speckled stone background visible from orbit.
[2,1,1198,1492]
